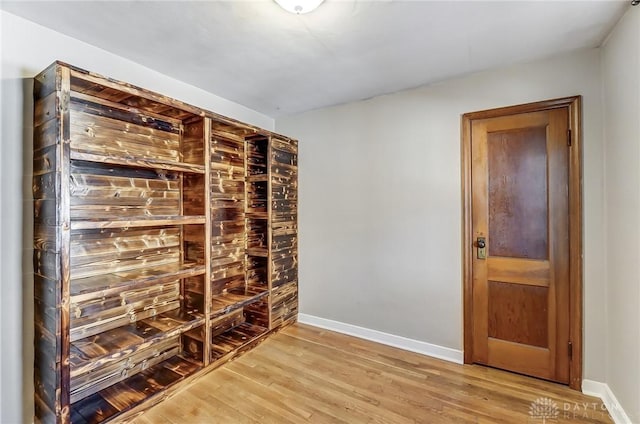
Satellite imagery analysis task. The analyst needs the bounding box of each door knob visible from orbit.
[476,237,486,259]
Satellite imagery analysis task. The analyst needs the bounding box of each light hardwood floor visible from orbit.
[132,323,613,424]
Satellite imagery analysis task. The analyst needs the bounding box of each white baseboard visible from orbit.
[297,313,463,364]
[582,379,633,424]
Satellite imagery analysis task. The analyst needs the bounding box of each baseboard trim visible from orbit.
[297,313,463,364]
[582,379,633,424]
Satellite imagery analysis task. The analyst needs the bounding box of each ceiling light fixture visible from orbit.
[274,0,325,14]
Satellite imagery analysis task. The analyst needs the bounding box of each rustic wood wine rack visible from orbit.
[33,62,298,424]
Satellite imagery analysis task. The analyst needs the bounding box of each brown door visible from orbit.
[468,107,571,383]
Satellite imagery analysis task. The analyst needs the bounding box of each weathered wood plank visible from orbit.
[34,392,57,424]
[34,63,59,100]
[70,215,205,230]
[272,233,297,253]
[33,172,58,200]
[33,145,58,176]
[210,288,269,317]
[69,151,205,174]
[70,91,182,128]
[271,282,298,328]
[34,118,60,153]
[34,91,58,127]
[34,249,61,281]
[271,260,298,288]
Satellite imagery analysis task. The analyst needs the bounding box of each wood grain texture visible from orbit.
[130,324,613,424]
[488,126,548,259]
[488,281,549,347]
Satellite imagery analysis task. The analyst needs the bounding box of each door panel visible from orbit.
[487,126,548,259]
[469,108,570,383]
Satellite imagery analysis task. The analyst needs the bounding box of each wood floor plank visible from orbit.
[131,323,613,424]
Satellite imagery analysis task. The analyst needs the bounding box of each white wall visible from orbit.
[602,7,640,423]
[276,48,607,383]
[0,10,274,424]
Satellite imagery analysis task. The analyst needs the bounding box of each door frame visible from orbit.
[461,96,583,390]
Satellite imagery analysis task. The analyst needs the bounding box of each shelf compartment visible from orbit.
[246,180,268,214]
[271,141,298,167]
[70,335,180,403]
[210,136,244,169]
[247,256,269,287]
[210,322,269,362]
[70,354,202,424]
[70,160,181,220]
[69,71,198,121]
[247,217,268,251]
[69,93,203,171]
[70,261,205,304]
[70,281,181,342]
[182,174,207,217]
[71,215,205,230]
[70,308,204,379]
[245,135,269,177]
[210,308,244,338]
[210,286,269,317]
[70,226,182,280]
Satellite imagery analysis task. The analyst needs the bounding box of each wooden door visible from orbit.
[463,98,582,386]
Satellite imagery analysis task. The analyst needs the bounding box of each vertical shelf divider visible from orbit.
[267,136,274,329]
[59,65,72,424]
[203,117,212,366]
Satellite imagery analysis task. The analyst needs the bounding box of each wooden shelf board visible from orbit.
[247,174,268,182]
[245,212,268,219]
[70,308,204,378]
[71,150,205,174]
[210,322,268,361]
[210,286,269,317]
[70,262,206,303]
[246,248,269,257]
[70,354,202,424]
[71,215,205,230]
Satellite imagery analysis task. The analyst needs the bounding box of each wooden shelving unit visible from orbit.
[33,62,298,424]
